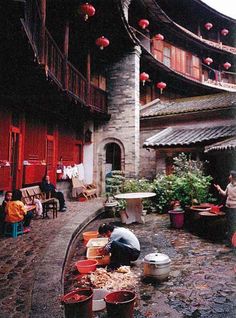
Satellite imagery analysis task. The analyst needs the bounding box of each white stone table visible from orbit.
[114,192,156,224]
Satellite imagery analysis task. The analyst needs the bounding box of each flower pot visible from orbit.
[168,210,185,229]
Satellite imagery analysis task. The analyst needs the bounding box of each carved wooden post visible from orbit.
[39,0,46,64]
[63,20,70,90]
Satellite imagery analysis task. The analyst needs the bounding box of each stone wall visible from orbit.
[94,46,141,192]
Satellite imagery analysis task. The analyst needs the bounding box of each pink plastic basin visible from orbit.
[75,259,98,274]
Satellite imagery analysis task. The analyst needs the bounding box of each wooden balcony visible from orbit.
[131,27,236,92]
[21,2,107,114]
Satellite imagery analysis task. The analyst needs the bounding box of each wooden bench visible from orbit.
[20,186,57,219]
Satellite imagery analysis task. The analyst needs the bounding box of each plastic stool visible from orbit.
[4,222,24,238]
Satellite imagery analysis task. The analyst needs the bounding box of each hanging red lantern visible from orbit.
[156,82,166,94]
[221,28,229,36]
[204,22,213,30]
[223,62,231,70]
[140,72,149,86]
[95,36,110,50]
[138,19,149,29]
[79,3,95,21]
[155,34,164,41]
[204,57,213,65]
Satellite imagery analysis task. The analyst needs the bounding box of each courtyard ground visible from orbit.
[0,200,235,318]
[65,213,236,318]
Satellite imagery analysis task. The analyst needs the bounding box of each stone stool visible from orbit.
[4,221,24,238]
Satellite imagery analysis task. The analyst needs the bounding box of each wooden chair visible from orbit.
[72,176,97,200]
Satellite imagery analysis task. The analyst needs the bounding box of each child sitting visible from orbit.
[5,189,33,233]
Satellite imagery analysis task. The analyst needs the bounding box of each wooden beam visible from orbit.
[63,20,70,90]
[39,0,46,63]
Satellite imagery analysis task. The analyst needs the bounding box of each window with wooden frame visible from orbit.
[185,53,192,76]
[163,45,171,67]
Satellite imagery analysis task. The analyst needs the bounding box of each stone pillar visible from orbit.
[96,45,141,179]
[121,0,131,21]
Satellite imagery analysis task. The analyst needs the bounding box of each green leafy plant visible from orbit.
[152,153,213,213]
[105,170,125,194]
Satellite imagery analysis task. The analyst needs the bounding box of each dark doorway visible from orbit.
[105,143,121,171]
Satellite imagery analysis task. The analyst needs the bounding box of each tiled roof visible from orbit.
[205,137,236,153]
[143,125,236,147]
[141,93,236,118]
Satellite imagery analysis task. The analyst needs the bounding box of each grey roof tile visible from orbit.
[144,125,236,147]
[141,93,236,118]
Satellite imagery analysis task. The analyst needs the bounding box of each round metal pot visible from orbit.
[143,253,171,281]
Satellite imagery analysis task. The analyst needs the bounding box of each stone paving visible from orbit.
[0,198,104,318]
[65,214,236,318]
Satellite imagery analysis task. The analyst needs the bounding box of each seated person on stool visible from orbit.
[5,189,33,233]
[0,191,12,235]
[98,223,140,270]
[41,175,66,212]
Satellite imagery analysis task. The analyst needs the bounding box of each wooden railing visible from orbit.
[22,0,107,114]
[45,30,64,87]
[67,62,87,104]
[89,84,108,113]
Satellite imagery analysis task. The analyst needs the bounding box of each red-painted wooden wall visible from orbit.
[152,38,201,81]
[0,110,11,190]
[23,116,47,184]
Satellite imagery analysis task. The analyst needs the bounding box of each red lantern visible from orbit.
[138,19,149,29]
[155,34,164,41]
[95,36,110,50]
[156,82,166,94]
[223,62,231,70]
[204,57,213,65]
[221,28,229,36]
[204,22,213,30]
[79,3,95,21]
[140,72,149,86]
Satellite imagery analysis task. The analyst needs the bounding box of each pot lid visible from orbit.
[144,253,171,265]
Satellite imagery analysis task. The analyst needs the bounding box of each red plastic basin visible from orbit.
[75,259,98,274]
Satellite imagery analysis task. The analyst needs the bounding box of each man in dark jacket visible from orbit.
[41,175,66,212]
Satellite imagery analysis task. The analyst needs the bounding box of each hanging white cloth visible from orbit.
[34,199,43,216]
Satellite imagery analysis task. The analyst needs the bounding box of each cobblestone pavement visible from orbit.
[65,214,236,318]
[0,198,104,318]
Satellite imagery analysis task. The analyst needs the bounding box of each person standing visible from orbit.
[98,223,140,270]
[214,170,236,246]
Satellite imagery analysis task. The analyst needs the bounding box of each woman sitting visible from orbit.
[5,189,33,233]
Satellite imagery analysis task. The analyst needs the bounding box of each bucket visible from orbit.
[62,288,93,318]
[105,290,136,318]
[168,210,185,229]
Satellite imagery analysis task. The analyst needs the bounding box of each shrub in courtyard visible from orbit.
[152,153,213,212]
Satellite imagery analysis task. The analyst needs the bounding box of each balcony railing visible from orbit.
[21,1,107,114]
[67,62,87,104]
[45,30,64,87]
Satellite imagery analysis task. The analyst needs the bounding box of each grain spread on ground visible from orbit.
[89,267,138,290]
